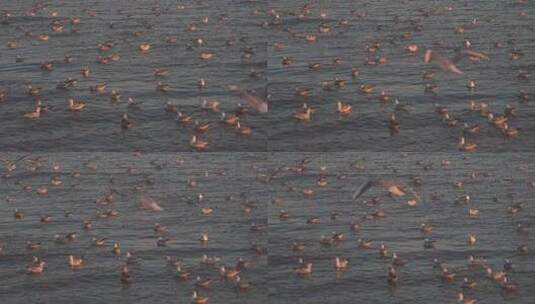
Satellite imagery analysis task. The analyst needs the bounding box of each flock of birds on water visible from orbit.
[1,153,269,304]
[1,153,534,303]
[268,155,534,304]
[0,0,533,151]
[1,0,534,303]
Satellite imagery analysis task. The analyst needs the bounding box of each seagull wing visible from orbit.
[452,49,489,63]
[240,91,269,113]
[425,49,463,74]
[352,180,377,200]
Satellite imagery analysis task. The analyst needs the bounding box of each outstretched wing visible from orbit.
[240,91,269,113]
[451,49,489,63]
[352,180,377,200]
[424,49,463,74]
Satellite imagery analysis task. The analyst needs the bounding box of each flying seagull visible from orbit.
[424,49,489,74]
[229,85,269,113]
[353,180,420,201]
[352,180,377,200]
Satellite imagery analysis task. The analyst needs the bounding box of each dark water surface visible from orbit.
[266,0,535,152]
[0,1,534,151]
[0,153,268,304]
[1,0,268,151]
[1,152,534,303]
[1,1,535,303]
[266,152,535,303]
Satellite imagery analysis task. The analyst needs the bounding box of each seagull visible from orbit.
[352,180,420,201]
[352,180,376,200]
[424,49,489,74]
[229,85,268,113]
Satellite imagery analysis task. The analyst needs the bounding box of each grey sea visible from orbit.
[0,0,533,151]
[0,152,534,303]
[1,1,535,304]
